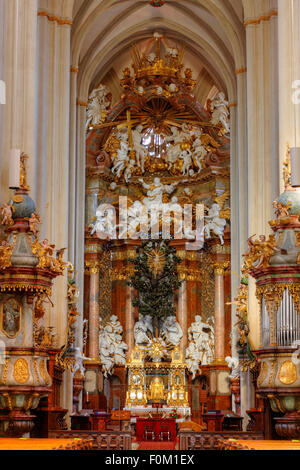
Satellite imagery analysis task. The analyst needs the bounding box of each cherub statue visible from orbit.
[272,199,291,219]
[1,202,13,226]
[210,92,230,134]
[29,213,41,236]
[179,149,193,176]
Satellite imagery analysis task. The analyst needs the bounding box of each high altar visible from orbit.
[83,34,232,418]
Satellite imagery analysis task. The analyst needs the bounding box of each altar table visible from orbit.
[136,417,176,441]
[0,438,93,450]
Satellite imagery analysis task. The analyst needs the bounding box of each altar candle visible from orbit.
[9,148,21,188]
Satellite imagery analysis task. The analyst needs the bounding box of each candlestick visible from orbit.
[9,149,21,189]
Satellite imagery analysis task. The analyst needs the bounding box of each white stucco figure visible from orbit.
[99,315,128,376]
[225,356,240,378]
[204,203,226,245]
[132,125,147,173]
[192,129,208,172]
[124,159,136,183]
[161,315,183,346]
[210,92,230,134]
[86,84,111,129]
[179,149,193,176]
[93,206,117,239]
[73,347,92,376]
[139,177,179,207]
[134,314,152,346]
[186,315,214,375]
[111,140,129,179]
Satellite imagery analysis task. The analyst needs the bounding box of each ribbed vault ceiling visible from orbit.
[69,0,246,103]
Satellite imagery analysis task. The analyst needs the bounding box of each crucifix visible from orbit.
[126,109,136,159]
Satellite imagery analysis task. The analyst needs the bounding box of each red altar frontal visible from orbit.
[136,417,176,441]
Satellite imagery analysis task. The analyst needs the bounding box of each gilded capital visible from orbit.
[85,260,101,274]
[213,260,230,275]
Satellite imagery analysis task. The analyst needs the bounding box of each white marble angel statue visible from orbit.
[225,356,240,379]
[186,342,202,379]
[204,203,226,245]
[192,128,208,172]
[134,314,153,346]
[164,126,182,169]
[132,124,147,173]
[160,315,183,346]
[86,84,111,129]
[139,177,179,207]
[111,140,129,179]
[73,347,92,376]
[99,315,127,376]
[187,315,214,368]
[210,92,230,134]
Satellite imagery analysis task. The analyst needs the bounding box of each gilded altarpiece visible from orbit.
[84,36,232,417]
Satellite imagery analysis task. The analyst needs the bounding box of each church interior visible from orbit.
[1,0,300,452]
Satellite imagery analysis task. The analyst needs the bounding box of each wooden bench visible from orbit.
[49,430,132,450]
[218,439,300,451]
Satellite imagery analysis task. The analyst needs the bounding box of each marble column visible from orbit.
[0,0,38,203]
[125,285,135,359]
[278,0,300,189]
[88,263,100,360]
[177,280,188,354]
[213,262,230,363]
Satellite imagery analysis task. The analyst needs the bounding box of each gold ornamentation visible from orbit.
[278,361,297,385]
[213,260,230,275]
[33,359,40,385]
[1,358,9,385]
[0,241,13,270]
[243,234,276,272]
[13,358,30,384]
[84,260,101,274]
[257,361,268,387]
[39,360,50,385]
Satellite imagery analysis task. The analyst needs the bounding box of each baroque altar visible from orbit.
[83,33,232,417]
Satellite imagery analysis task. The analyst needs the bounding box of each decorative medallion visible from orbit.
[13,358,30,384]
[39,360,50,385]
[257,361,268,387]
[0,297,21,338]
[12,195,23,203]
[278,360,297,385]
